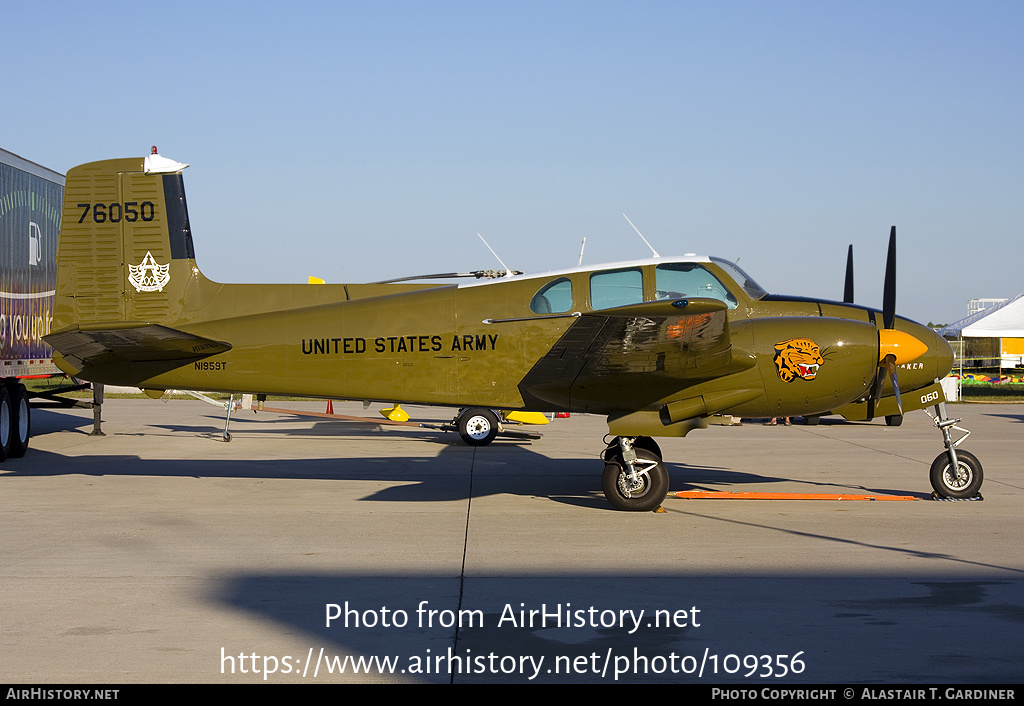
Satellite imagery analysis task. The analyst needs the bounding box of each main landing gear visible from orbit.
[601,436,669,512]
[925,401,983,499]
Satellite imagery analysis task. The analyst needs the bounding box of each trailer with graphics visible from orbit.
[0,148,95,460]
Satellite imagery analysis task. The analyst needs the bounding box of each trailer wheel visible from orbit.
[0,387,11,462]
[8,384,30,458]
[457,408,499,446]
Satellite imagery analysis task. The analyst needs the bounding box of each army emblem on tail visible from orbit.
[773,338,824,382]
[128,252,170,292]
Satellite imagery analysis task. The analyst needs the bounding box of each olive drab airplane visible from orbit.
[43,152,983,511]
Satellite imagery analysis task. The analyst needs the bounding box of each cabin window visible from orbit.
[590,267,643,310]
[530,277,573,314]
[655,263,738,308]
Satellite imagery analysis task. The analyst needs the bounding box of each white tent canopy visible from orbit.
[939,294,1024,338]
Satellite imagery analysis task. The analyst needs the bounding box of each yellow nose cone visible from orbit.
[879,329,928,364]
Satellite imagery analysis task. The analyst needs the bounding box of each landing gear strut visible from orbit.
[924,401,983,499]
[601,436,669,512]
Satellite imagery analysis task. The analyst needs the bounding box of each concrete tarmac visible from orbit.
[2,399,1021,683]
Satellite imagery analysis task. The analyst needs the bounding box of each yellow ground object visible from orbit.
[503,411,550,425]
[379,404,410,422]
[308,276,325,284]
[1003,337,1024,355]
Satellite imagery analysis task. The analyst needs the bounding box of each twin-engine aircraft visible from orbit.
[43,152,981,511]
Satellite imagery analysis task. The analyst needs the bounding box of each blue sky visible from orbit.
[4,1,1021,324]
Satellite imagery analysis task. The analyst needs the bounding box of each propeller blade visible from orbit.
[867,228,902,421]
[882,226,896,329]
[866,359,887,421]
[886,356,904,416]
[843,245,854,303]
[866,353,900,421]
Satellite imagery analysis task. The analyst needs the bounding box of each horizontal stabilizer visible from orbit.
[44,324,231,372]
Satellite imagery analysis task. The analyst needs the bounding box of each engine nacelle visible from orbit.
[744,317,880,418]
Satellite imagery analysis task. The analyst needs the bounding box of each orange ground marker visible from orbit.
[674,491,917,501]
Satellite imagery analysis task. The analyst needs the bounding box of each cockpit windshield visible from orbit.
[655,263,737,308]
[710,257,768,300]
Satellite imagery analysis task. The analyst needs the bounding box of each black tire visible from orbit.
[930,449,983,499]
[803,415,820,426]
[0,387,11,462]
[885,414,903,427]
[458,408,499,446]
[602,447,669,512]
[8,383,30,458]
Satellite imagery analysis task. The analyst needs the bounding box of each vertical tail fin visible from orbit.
[46,153,231,381]
[53,153,197,333]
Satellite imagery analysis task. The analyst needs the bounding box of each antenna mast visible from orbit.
[622,214,660,257]
[477,233,514,276]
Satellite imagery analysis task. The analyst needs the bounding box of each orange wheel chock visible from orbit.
[674,491,916,501]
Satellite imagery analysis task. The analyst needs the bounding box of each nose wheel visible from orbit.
[926,402,983,499]
[930,449,982,499]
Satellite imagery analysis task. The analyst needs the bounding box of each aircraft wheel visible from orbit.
[602,448,668,512]
[929,450,983,499]
[458,408,499,446]
[885,414,903,427]
[803,415,820,426]
[7,383,30,458]
[0,387,11,462]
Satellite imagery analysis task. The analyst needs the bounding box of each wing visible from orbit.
[517,297,747,412]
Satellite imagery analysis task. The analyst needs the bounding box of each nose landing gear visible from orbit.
[925,402,983,499]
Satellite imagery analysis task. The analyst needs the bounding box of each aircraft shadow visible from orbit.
[147,420,451,442]
[1,443,737,507]
[211,570,1024,683]
[5,432,927,506]
[985,413,1024,424]
[30,408,102,434]
[20,406,933,501]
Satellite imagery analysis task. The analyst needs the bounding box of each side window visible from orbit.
[655,263,737,308]
[530,277,573,314]
[590,268,643,310]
